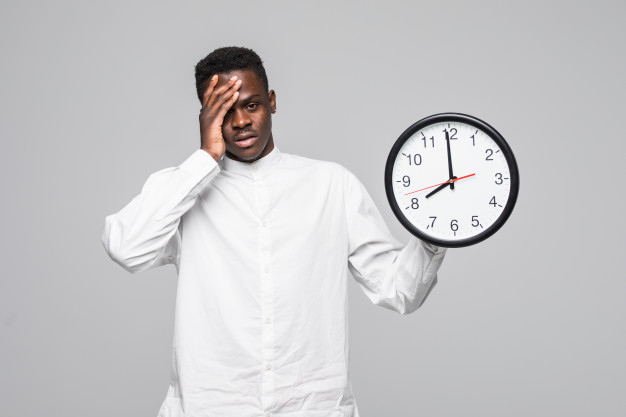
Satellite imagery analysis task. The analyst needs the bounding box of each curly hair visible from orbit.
[194,46,269,103]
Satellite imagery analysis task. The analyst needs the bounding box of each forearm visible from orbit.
[101,149,220,273]
[384,237,446,314]
[350,236,447,315]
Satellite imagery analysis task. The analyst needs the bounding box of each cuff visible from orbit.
[178,149,221,197]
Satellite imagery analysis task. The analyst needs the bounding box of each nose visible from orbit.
[230,106,251,129]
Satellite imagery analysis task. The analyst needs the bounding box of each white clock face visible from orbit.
[390,120,513,244]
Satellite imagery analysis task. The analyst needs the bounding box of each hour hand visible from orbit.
[406,173,474,198]
[425,177,456,199]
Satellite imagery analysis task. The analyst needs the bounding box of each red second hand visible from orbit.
[404,173,476,196]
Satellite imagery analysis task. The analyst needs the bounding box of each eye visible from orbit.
[246,103,258,110]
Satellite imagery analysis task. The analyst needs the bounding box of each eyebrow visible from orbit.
[238,94,262,103]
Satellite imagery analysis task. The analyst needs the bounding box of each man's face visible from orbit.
[213,69,276,163]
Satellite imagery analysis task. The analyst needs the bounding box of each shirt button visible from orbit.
[266,362,272,370]
[265,316,271,324]
[262,221,267,227]
[265,413,271,417]
[264,267,269,273]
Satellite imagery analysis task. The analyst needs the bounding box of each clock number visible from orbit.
[421,133,434,148]
[443,128,458,140]
[486,149,494,161]
[472,215,480,227]
[495,173,503,184]
[450,219,458,231]
[470,134,476,146]
[405,154,422,165]
[411,198,419,209]
[402,175,411,187]
[489,196,497,207]
[429,216,436,227]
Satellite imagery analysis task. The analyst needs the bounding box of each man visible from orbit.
[102,46,447,417]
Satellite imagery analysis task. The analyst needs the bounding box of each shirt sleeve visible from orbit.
[343,169,447,315]
[101,149,221,274]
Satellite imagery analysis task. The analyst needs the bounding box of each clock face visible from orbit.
[385,113,519,248]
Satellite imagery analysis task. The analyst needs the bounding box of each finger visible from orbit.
[215,90,240,121]
[210,78,242,111]
[200,76,234,114]
[207,76,239,109]
[202,75,219,108]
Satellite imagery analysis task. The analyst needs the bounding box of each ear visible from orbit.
[268,89,277,113]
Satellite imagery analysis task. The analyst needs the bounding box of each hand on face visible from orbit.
[199,74,242,162]
[199,69,276,164]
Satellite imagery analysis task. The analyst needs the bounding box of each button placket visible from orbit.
[255,173,275,411]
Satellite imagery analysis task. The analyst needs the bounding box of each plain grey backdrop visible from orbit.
[2,0,624,416]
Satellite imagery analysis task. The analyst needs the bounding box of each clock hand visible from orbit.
[425,173,476,198]
[445,129,455,190]
[425,180,453,199]
[404,173,476,197]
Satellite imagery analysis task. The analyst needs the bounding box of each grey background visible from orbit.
[1,0,624,416]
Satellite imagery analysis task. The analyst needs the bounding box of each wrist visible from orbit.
[201,147,222,162]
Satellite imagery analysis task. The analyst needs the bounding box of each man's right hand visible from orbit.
[199,74,242,162]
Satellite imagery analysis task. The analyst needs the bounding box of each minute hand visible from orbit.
[445,129,455,190]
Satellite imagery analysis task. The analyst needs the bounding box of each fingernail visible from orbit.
[230,76,237,81]
[211,74,217,80]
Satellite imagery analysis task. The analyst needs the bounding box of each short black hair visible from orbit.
[194,46,269,103]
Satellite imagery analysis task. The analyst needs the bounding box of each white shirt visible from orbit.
[101,145,447,417]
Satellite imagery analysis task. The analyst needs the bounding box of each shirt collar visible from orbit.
[219,144,282,179]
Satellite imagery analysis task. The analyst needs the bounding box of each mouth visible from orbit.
[233,133,258,148]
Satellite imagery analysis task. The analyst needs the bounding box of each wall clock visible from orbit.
[384,113,519,248]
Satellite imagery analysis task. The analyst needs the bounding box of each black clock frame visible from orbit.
[384,112,520,248]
